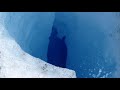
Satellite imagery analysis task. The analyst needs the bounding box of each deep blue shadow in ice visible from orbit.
[3,12,117,78]
[47,26,67,68]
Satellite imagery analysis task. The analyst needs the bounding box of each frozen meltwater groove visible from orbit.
[0,17,76,78]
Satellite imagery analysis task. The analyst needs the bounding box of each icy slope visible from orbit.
[0,24,76,78]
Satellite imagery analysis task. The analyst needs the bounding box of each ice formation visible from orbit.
[0,13,76,78]
[54,12,120,78]
[0,12,120,78]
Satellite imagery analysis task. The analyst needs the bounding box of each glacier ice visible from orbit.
[0,12,120,78]
[3,12,55,62]
[54,12,120,78]
[0,13,76,78]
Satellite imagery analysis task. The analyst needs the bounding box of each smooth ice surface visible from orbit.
[0,13,76,78]
[54,12,120,78]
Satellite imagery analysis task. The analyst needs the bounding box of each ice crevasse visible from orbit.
[0,12,120,78]
[0,13,76,78]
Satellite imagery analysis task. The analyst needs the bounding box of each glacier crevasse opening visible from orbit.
[1,12,120,78]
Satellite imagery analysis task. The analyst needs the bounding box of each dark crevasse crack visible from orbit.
[47,26,67,68]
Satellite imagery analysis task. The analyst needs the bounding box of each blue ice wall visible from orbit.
[2,12,120,78]
[54,12,119,78]
[4,12,55,61]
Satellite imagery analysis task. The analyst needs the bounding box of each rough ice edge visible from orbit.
[0,20,76,78]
